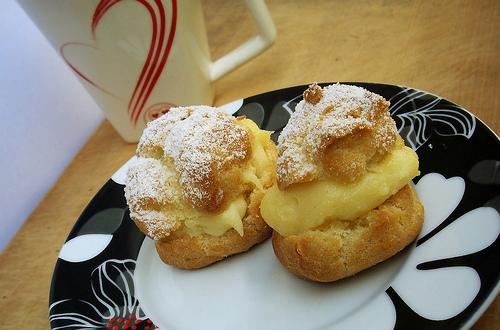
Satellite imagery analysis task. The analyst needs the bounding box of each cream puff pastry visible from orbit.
[125,106,277,269]
[260,83,424,282]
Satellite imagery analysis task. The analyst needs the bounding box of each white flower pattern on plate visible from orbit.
[335,173,500,328]
[388,88,476,150]
[49,259,157,330]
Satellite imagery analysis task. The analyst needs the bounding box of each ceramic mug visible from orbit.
[17,0,276,142]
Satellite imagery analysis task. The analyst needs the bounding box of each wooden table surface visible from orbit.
[1,0,498,328]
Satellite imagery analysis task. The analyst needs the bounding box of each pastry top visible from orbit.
[125,105,276,240]
[277,83,398,188]
[134,106,250,211]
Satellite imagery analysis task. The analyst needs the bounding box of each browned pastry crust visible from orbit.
[271,184,423,282]
[154,190,272,269]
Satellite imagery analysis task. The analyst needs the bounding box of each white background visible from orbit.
[0,0,103,252]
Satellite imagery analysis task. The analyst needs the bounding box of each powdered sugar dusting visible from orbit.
[124,157,181,238]
[137,107,191,158]
[129,209,178,239]
[277,83,391,187]
[162,107,249,209]
[125,106,250,238]
[124,157,179,206]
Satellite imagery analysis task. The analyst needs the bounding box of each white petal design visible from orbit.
[111,156,137,185]
[389,88,429,115]
[50,259,148,329]
[59,234,112,262]
[423,108,476,138]
[398,111,433,150]
[393,265,480,320]
[48,299,101,328]
[416,207,500,262]
[218,99,243,115]
[90,259,145,319]
[391,198,499,320]
[415,173,465,238]
[388,87,476,149]
[333,293,396,330]
[282,94,302,115]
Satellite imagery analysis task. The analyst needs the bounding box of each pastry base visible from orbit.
[272,184,424,282]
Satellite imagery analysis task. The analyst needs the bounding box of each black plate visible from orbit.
[49,83,499,330]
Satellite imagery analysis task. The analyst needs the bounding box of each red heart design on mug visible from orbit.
[60,0,177,126]
[61,42,118,98]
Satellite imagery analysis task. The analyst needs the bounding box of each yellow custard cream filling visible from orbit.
[239,119,273,190]
[184,197,247,236]
[182,119,272,237]
[260,146,419,237]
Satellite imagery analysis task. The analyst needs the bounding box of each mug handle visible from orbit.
[208,0,276,81]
